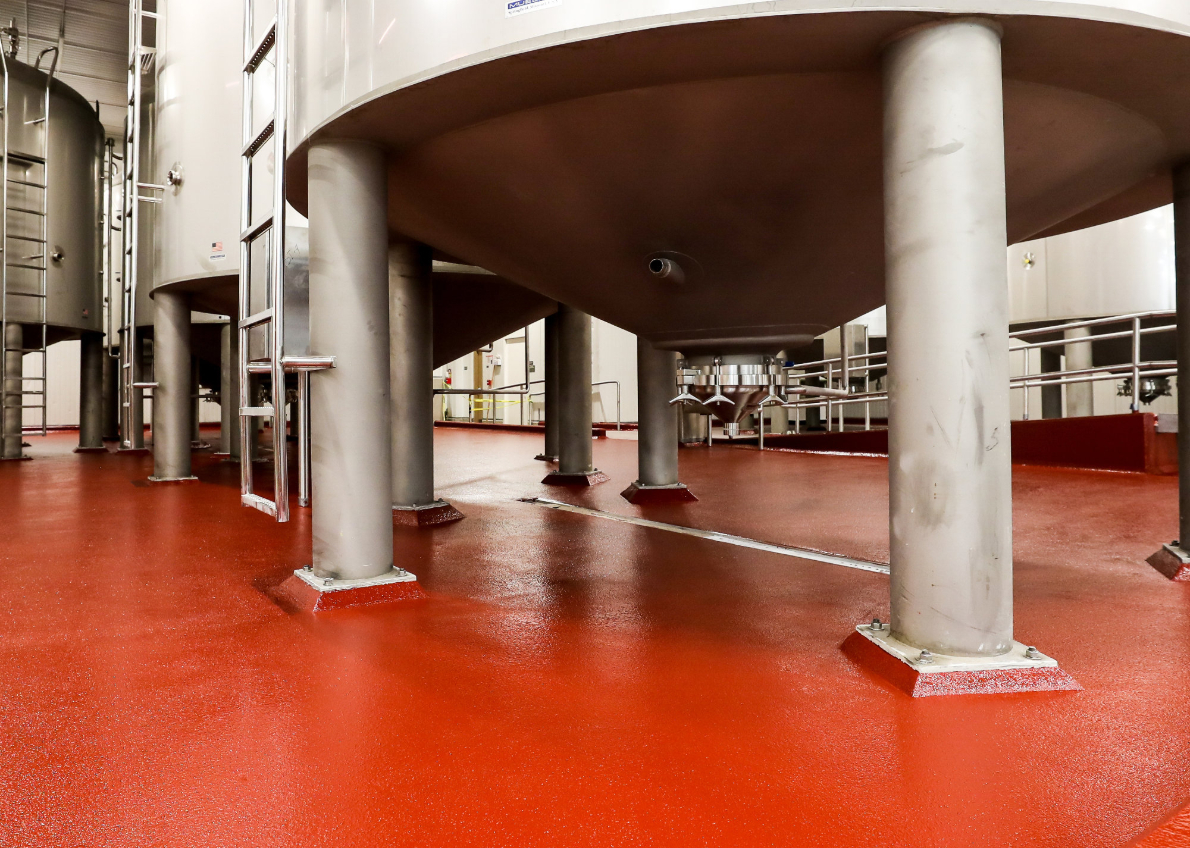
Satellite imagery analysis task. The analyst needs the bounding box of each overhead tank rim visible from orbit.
[288,2,1190,197]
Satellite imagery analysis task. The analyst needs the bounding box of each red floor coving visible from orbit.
[1,430,1189,847]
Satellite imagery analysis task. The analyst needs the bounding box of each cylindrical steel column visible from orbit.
[190,356,201,446]
[220,322,240,459]
[308,140,393,581]
[78,331,105,449]
[130,336,146,450]
[1174,164,1190,548]
[884,19,1012,658]
[3,323,22,459]
[636,337,680,486]
[152,290,193,480]
[556,304,593,475]
[389,238,435,507]
[1064,327,1094,417]
[537,310,560,461]
[102,351,119,441]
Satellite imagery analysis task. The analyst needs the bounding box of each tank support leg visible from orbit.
[77,331,105,451]
[1147,165,1190,580]
[543,304,606,486]
[306,141,400,586]
[535,310,560,461]
[219,322,240,459]
[151,290,195,482]
[622,338,695,503]
[389,238,462,527]
[842,19,1077,695]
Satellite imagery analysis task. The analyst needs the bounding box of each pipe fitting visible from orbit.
[648,257,685,284]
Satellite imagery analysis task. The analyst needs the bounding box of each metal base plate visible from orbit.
[534,454,559,462]
[148,476,199,484]
[1146,543,1190,581]
[542,469,610,487]
[620,481,699,504]
[73,446,109,454]
[275,566,426,613]
[393,500,465,527]
[843,624,1081,697]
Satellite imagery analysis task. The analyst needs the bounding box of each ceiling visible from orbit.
[0,0,127,137]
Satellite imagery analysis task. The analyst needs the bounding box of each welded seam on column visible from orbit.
[519,497,889,575]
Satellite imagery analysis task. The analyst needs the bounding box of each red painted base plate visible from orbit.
[842,630,1081,697]
[274,569,426,613]
[1146,544,1190,581]
[620,481,699,504]
[148,476,199,484]
[534,454,559,462]
[393,501,465,528]
[542,470,610,487]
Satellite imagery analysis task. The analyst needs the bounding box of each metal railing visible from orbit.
[775,310,1178,435]
[436,378,623,430]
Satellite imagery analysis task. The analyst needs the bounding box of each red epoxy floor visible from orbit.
[1,429,1189,847]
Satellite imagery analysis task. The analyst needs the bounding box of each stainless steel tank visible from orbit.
[151,0,242,316]
[1,58,102,342]
[1008,205,1175,323]
[287,1,1190,353]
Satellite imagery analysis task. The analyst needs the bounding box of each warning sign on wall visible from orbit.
[506,0,560,17]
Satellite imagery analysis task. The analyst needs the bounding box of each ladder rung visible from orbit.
[21,391,44,396]
[7,206,45,216]
[240,307,273,329]
[6,178,45,188]
[18,404,43,408]
[242,493,278,517]
[7,263,46,271]
[5,290,46,296]
[242,119,274,158]
[8,152,44,165]
[241,406,274,417]
[241,215,273,243]
[7,235,46,243]
[244,22,277,74]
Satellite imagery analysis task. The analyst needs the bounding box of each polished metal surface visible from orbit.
[389,238,436,508]
[884,20,1013,659]
[675,356,784,427]
[151,0,241,310]
[288,2,1190,348]
[77,330,103,448]
[308,140,393,580]
[540,310,559,461]
[0,59,101,336]
[1175,166,1190,550]
[556,303,593,475]
[635,338,680,488]
[151,289,192,480]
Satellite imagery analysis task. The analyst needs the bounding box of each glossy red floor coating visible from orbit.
[2,431,1190,847]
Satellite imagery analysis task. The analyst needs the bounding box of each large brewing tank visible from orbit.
[1008,205,1174,324]
[151,0,242,317]
[2,57,102,343]
[288,2,1190,354]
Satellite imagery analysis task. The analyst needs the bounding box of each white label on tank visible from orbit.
[209,241,227,262]
[506,0,560,16]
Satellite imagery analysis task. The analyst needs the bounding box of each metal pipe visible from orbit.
[2,322,21,458]
[635,337,680,486]
[151,290,192,480]
[308,140,393,581]
[556,304,594,475]
[884,18,1013,658]
[190,355,201,445]
[297,372,311,507]
[130,335,145,449]
[1174,163,1190,548]
[78,331,104,449]
[389,238,436,508]
[220,322,240,459]
[522,324,530,425]
[1131,316,1142,413]
[1022,345,1030,420]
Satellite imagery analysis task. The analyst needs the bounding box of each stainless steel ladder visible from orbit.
[0,40,59,440]
[119,0,163,448]
[239,0,331,521]
[102,138,121,361]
